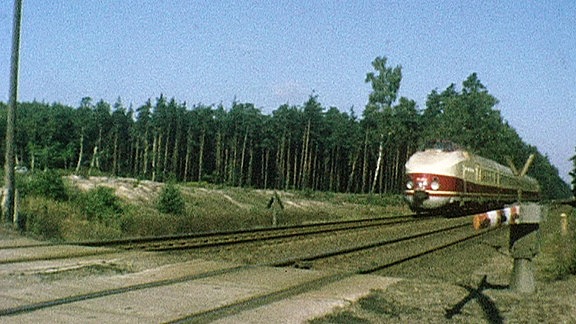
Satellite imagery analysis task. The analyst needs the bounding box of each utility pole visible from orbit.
[4,0,23,225]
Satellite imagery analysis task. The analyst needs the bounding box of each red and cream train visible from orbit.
[404,140,540,213]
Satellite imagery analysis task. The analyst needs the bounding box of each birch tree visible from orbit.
[364,56,402,194]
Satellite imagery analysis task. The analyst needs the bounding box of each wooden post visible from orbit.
[4,0,23,226]
[560,213,568,236]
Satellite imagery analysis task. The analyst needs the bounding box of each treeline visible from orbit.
[0,57,571,199]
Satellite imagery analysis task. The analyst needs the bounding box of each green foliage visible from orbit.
[0,58,569,198]
[19,196,69,240]
[19,178,413,241]
[19,188,125,241]
[419,74,572,199]
[537,207,576,281]
[81,187,123,224]
[365,56,402,108]
[19,170,68,201]
[420,74,500,152]
[119,208,178,236]
[157,183,186,215]
[65,220,123,241]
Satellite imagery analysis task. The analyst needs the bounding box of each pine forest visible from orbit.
[1,57,571,199]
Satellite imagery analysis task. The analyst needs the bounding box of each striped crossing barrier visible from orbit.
[472,205,520,230]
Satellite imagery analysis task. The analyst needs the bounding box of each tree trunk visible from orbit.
[361,130,369,193]
[311,143,318,190]
[151,133,158,182]
[276,134,286,189]
[89,145,98,175]
[281,137,286,188]
[172,125,181,178]
[347,148,359,193]
[215,131,222,183]
[329,147,336,192]
[162,130,170,178]
[263,147,270,189]
[30,151,36,172]
[198,129,205,182]
[95,128,103,170]
[229,137,238,185]
[247,141,254,187]
[75,128,84,174]
[300,120,311,189]
[183,127,192,182]
[88,128,102,175]
[239,130,248,187]
[112,129,119,176]
[142,129,149,176]
[285,139,291,190]
[394,145,400,192]
[371,134,384,194]
[133,138,140,176]
[292,146,298,190]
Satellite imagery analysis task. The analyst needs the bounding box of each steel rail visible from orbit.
[0,217,493,321]
[270,221,471,267]
[0,215,416,264]
[169,224,502,323]
[84,214,421,251]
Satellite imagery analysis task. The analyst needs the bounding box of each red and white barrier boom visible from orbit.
[472,205,520,230]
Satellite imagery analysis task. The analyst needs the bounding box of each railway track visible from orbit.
[172,217,494,323]
[0,215,415,265]
[81,214,421,251]
[273,219,474,271]
[0,215,498,322]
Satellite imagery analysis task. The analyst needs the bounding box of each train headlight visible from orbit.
[406,180,414,190]
[430,178,440,190]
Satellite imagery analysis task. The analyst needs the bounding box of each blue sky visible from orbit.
[0,1,575,183]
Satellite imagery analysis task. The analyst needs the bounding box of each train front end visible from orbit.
[404,142,467,212]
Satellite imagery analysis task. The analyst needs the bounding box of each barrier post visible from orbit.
[509,203,545,294]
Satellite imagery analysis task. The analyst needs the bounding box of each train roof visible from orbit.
[407,141,516,177]
[420,140,463,152]
[405,148,466,174]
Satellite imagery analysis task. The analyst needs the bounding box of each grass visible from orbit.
[309,204,576,323]
[536,204,576,281]
[13,173,411,242]
[11,172,576,322]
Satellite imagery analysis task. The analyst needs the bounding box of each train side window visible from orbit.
[475,165,481,182]
[482,170,494,184]
[487,170,495,184]
[462,165,474,181]
[501,175,510,187]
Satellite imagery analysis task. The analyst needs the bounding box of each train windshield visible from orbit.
[422,140,461,152]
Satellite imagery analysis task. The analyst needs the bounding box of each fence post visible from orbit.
[560,213,568,236]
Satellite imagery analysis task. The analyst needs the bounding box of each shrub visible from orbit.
[82,186,123,224]
[20,169,68,201]
[157,183,185,215]
[19,196,69,241]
